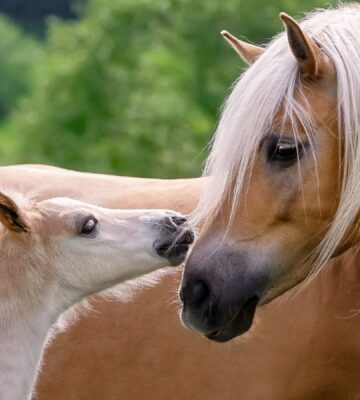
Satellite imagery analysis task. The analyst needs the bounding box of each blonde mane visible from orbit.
[194,3,360,270]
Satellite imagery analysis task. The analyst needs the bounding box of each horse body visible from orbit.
[0,164,201,212]
[0,178,192,400]
[1,164,357,399]
[34,251,360,400]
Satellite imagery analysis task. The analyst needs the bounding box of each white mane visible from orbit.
[194,3,360,269]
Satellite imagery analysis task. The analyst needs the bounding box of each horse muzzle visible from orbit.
[179,240,268,342]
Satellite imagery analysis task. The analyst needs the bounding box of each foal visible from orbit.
[0,191,193,400]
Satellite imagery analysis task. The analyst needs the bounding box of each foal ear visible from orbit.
[221,30,264,65]
[0,193,30,234]
[280,12,332,78]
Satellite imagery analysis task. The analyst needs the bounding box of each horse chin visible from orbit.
[205,296,259,343]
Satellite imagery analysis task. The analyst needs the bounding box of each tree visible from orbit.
[1,0,337,177]
[0,15,42,116]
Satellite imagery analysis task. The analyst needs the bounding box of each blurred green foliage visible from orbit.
[0,15,43,116]
[0,0,339,177]
[0,0,78,37]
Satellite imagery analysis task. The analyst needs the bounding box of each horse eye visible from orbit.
[267,138,301,165]
[80,217,98,235]
[273,143,298,161]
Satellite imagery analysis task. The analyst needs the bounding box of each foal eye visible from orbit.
[80,216,98,235]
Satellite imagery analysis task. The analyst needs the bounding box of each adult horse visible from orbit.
[4,4,360,399]
[180,5,360,343]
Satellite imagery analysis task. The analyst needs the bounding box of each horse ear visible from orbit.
[280,12,332,78]
[0,193,30,234]
[221,30,264,65]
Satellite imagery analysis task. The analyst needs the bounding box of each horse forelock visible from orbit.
[192,3,360,271]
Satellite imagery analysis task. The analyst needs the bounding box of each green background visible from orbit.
[0,0,339,178]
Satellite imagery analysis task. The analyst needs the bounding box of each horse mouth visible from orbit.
[205,296,259,342]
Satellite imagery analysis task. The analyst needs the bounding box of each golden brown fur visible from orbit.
[0,165,356,399]
[35,253,360,400]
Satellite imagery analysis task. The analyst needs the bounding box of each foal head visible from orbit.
[0,192,193,307]
[181,6,360,341]
[0,192,194,400]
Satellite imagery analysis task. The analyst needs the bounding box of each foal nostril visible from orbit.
[162,215,188,235]
[183,280,209,308]
[154,216,194,265]
[155,242,171,257]
[170,215,187,228]
[164,215,194,245]
[179,228,195,245]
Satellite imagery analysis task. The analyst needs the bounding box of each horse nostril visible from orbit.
[188,280,209,308]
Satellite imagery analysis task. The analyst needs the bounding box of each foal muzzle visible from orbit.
[154,215,195,266]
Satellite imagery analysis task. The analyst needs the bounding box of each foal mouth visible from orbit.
[205,296,259,343]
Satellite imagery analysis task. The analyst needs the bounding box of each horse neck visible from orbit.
[283,245,360,311]
[317,245,360,290]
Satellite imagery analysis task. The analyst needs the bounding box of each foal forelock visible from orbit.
[193,3,360,270]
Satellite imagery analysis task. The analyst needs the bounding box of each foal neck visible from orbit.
[0,244,68,400]
[0,307,55,400]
